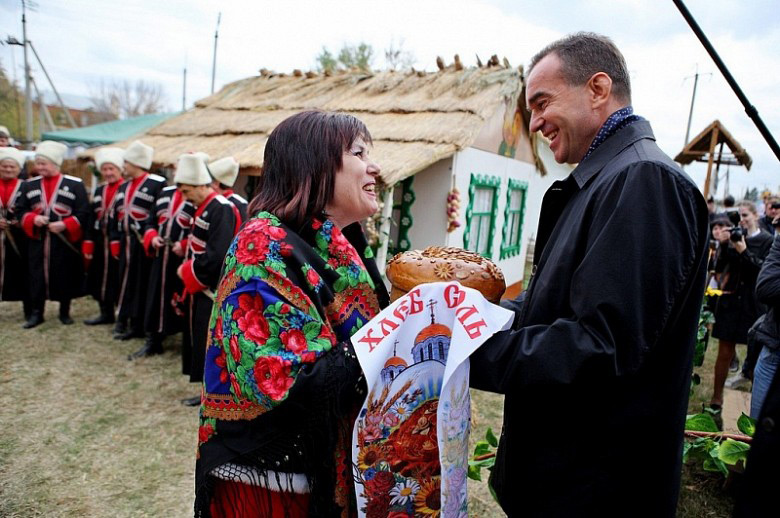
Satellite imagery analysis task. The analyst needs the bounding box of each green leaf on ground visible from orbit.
[486,427,498,447]
[718,439,750,465]
[685,413,719,432]
[737,413,756,437]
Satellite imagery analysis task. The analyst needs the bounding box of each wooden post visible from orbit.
[702,126,720,199]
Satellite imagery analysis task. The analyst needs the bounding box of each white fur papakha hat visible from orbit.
[95,147,125,170]
[123,140,154,169]
[208,156,239,187]
[0,146,25,169]
[173,153,211,185]
[35,140,68,167]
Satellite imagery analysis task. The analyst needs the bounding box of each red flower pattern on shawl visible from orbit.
[234,293,270,343]
[235,218,287,264]
[280,329,308,354]
[253,356,294,401]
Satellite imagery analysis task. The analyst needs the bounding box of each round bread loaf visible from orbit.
[386,246,506,302]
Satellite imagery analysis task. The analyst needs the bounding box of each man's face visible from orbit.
[34,157,59,177]
[766,200,780,219]
[526,53,603,164]
[0,136,9,147]
[0,159,20,180]
[178,184,210,205]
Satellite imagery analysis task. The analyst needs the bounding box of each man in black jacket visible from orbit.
[469,33,709,517]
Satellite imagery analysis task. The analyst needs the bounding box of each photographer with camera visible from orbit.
[709,201,773,425]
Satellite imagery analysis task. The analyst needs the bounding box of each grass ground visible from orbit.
[0,298,737,517]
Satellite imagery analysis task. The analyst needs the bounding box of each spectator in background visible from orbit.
[751,226,780,418]
[759,196,780,235]
[709,201,773,423]
[0,126,10,147]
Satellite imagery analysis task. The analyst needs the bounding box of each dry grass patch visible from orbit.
[0,298,197,517]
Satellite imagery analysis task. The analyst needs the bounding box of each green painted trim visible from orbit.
[464,173,501,259]
[500,178,528,260]
[390,177,415,254]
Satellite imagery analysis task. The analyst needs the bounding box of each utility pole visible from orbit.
[22,0,33,146]
[211,12,221,94]
[29,41,77,128]
[682,65,712,147]
[182,66,187,111]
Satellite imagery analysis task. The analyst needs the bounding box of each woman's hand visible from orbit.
[734,236,747,254]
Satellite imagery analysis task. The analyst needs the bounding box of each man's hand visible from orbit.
[152,236,165,249]
[0,217,7,230]
[34,215,49,227]
[48,221,66,233]
[172,242,184,257]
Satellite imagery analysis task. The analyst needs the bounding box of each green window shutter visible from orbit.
[464,174,500,259]
[500,179,528,260]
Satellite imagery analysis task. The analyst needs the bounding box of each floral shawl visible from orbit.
[195,212,388,517]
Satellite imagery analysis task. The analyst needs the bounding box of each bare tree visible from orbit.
[384,38,415,71]
[89,79,166,120]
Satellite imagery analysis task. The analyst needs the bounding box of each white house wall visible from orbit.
[446,146,569,288]
[404,157,454,251]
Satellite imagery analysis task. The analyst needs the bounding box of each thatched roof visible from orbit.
[85,65,528,185]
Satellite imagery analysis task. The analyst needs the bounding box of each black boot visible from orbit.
[22,299,33,321]
[128,334,164,360]
[59,300,74,325]
[84,301,115,325]
[180,395,201,407]
[116,327,145,341]
[23,309,44,329]
[113,320,128,338]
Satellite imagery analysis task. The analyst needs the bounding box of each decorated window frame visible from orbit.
[500,179,528,259]
[463,174,500,259]
[389,177,415,256]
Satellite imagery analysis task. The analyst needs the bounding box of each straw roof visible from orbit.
[85,65,529,185]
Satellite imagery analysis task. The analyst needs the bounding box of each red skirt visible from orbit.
[209,479,310,518]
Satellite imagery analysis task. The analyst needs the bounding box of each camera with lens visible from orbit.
[726,209,744,242]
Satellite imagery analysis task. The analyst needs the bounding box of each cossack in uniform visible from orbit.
[111,172,166,336]
[16,173,89,308]
[83,180,122,317]
[179,192,235,383]
[0,174,30,313]
[143,185,195,338]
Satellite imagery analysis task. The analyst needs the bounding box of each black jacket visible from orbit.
[470,121,709,517]
[734,234,780,517]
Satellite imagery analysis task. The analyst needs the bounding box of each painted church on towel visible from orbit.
[381,302,452,384]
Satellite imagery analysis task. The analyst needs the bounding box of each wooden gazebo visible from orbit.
[675,120,752,198]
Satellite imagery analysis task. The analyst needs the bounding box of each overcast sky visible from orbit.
[2,0,778,197]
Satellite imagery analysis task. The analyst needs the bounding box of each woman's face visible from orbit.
[740,206,758,231]
[325,137,380,228]
[0,159,21,180]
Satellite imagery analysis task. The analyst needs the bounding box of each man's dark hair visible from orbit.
[723,195,736,208]
[529,32,631,103]
[247,110,372,229]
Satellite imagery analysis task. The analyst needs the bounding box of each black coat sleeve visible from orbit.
[193,203,235,290]
[470,163,705,392]
[756,235,780,306]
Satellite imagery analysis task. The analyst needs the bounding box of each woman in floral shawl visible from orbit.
[196,111,390,517]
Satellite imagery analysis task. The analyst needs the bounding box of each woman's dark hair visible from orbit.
[247,110,372,228]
